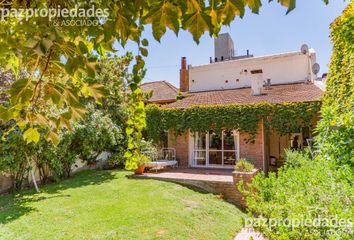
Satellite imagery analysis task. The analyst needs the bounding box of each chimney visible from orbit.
[250,69,263,96]
[180,57,189,92]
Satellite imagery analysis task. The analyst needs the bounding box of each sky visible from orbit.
[118,1,348,88]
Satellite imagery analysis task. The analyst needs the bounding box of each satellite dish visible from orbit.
[301,44,309,55]
[312,63,320,75]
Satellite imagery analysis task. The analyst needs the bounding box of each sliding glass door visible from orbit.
[192,130,239,168]
[193,132,207,167]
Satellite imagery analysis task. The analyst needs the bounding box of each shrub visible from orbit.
[70,105,124,164]
[0,129,29,191]
[316,3,354,167]
[282,149,310,169]
[244,153,354,240]
[141,139,158,162]
[234,159,255,172]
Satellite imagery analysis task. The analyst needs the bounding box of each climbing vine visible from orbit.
[316,2,354,167]
[146,101,321,143]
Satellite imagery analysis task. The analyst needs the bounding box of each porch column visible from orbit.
[263,117,270,175]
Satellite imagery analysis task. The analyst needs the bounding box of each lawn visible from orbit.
[0,170,246,240]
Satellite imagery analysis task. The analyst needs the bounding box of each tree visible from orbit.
[0,0,328,169]
[316,2,354,168]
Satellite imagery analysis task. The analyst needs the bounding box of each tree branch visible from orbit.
[30,49,53,106]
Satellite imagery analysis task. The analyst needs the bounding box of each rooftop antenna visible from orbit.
[312,63,320,75]
[301,44,309,55]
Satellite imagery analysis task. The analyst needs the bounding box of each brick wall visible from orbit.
[239,122,264,169]
[168,131,189,167]
[232,169,260,207]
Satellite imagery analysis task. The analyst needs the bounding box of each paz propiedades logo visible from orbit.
[0,5,110,26]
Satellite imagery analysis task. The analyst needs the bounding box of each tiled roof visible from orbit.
[165,83,323,109]
[141,80,179,103]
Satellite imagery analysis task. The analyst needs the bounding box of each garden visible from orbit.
[0,170,245,239]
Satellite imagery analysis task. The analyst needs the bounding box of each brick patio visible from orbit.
[132,168,245,205]
[140,168,234,182]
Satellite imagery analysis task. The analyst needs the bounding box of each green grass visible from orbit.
[0,170,246,240]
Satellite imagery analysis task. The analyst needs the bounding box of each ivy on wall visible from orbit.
[146,101,321,143]
[316,3,354,167]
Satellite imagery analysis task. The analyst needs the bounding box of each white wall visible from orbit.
[189,51,317,92]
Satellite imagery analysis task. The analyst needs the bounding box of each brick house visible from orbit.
[148,33,324,172]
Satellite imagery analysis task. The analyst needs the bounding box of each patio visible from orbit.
[132,168,243,205]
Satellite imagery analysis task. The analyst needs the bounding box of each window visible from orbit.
[192,130,239,168]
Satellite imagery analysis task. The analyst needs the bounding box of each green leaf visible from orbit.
[182,12,211,43]
[139,47,148,57]
[41,38,53,52]
[25,38,39,49]
[81,83,108,104]
[141,38,149,46]
[23,127,40,144]
[17,120,27,130]
[217,0,245,25]
[126,127,134,135]
[144,2,180,41]
[271,0,296,14]
[244,0,262,14]
[47,131,60,146]
[8,78,33,104]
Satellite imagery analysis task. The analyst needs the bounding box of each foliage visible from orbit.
[124,55,148,170]
[0,0,328,170]
[282,149,310,169]
[141,139,159,162]
[234,159,255,172]
[243,151,354,240]
[92,54,132,126]
[316,3,354,168]
[0,129,29,191]
[29,138,61,183]
[146,101,321,142]
[0,107,124,189]
[70,105,124,164]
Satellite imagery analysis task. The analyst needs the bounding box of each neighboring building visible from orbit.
[141,80,179,104]
[158,33,324,171]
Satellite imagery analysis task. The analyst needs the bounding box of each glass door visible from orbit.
[192,130,239,168]
[223,130,239,166]
[208,131,223,166]
[193,132,207,167]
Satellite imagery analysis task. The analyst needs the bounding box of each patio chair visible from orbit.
[144,148,178,172]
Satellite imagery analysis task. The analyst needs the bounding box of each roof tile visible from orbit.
[165,83,323,109]
[141,80,178,103]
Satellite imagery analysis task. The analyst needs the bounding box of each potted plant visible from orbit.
[232,159,260,187]
[134,155,149,174]
[134,140,158,174]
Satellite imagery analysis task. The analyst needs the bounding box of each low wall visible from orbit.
[166,178,242,205]
[0,173,13,194]
[232,169,260,207]
[134,169,260,207]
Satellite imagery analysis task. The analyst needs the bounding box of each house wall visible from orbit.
[189,50,317,92]
[168,131,189,167]
[239,122,264,169]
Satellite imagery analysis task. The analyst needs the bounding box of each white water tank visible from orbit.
[251,69,263,96]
